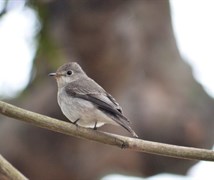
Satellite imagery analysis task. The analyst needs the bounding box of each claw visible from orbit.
[73,118,80,125]
[93,121,97,130]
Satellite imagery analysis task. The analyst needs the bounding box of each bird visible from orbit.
[49,62,138,138]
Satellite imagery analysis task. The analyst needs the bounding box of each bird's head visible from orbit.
[49,62,86,88]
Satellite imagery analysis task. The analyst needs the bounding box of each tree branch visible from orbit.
[0,154,28,180]
[0,100,214,161]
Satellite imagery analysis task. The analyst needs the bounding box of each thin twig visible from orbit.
[0,154,28,180]
[0,100,214,161]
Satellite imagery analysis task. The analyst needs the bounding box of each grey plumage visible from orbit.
[49,62,138,138]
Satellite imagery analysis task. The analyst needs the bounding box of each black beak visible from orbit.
[48,72,56,76]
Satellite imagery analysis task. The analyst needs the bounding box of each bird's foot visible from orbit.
[93,122,97,130]
[73,118,80,126]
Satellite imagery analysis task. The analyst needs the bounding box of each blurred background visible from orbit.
[0,0,214,179]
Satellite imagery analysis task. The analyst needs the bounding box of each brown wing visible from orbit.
[65,85,129,122]
[65,79,138,137]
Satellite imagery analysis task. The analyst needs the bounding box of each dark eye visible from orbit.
[67,70,72,75]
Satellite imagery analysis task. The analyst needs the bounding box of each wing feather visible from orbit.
[64,79,129,123]
[64,79,139,137]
